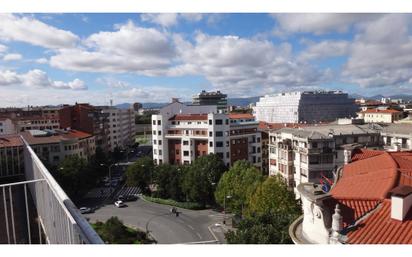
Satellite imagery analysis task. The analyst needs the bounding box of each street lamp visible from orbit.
[223,194,232,225]
[100,163,118,192]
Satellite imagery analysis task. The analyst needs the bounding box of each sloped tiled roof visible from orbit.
[229,113,254,119]
[0,135,23,148]
[351,148,385,162]
[347,200,412,244]
[360,109,401,114]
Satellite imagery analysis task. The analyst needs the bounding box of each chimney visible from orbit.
[390,185,412,221]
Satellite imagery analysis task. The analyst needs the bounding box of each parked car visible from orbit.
[79,207,92,214]
[114,200,125,208]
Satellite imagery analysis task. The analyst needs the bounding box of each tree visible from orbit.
[181,154,227,206]
[54,156,91,200]
[93,216,154,244]
[153,164,184,201]
[125,157,154,193]
[247,175,301,217]
[225,175,302,244]
[215,160,264,215]
[225,213,294,244]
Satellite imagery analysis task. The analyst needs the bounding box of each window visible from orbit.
[183,140,189,145]
[183,151,189,156]
[153,140,157,145]
[209,131,213,137]
[216,141,223,147]
[158,131,161,135]
[217,152,224,158]
[176,150,180,155]
[215,131,223,137]
[209,119,213,125]
[209,141,213,147]
[152,120,156,125]
[312,142,318,148]
[225,119,229,125]
[158,140,162,145]
[215,119,223,125]
[154,149,157,154]
[159,150,162,155]
[157,120,161,125]
[153,130,156,135]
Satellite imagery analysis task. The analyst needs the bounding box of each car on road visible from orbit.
[114,200,126,208]
[79,207,93,214]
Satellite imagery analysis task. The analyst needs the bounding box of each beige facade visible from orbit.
[357,109,403,123]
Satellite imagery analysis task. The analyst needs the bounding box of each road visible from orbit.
[83,196,229,244]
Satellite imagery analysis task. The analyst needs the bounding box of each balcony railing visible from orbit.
[0,137,103,244]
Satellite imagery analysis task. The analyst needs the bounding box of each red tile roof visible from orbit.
[360,109,401,114]
[0,135,23,148]
[347,200,412,244]
[169,114,208,121]
[229,113,254,119]
[351,148,385,162]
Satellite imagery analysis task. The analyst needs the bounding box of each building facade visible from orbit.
[253,91,358,124]
[192,90,228,113]
[268,124,382,194]
[152,101,262,168]
[357,109,403,123]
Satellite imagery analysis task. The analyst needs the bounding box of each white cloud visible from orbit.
[0,44,7,53]
[141,13,204,27]
[0,69,86,90]
[97,77,130,88]
[3,53,22,61]
[298,40,350,61]
[0,14,79,49]
[35,58,48,64]
[50,21,176,74]
[272,14,382,35]
[116,86,188,102]
[342,14,412,88]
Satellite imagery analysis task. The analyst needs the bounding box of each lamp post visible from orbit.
[223,194,232,225]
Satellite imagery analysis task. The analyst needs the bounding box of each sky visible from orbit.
[1,13,412,107]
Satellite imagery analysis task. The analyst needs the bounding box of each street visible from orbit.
[83,196,230,244]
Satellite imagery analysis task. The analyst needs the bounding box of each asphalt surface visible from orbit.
[83,196,229,244]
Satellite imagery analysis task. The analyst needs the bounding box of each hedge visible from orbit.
[142,195,206,210]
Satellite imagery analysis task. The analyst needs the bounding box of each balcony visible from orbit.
[0,137,103,244]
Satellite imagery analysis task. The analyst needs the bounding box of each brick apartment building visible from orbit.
[151,100,262,168]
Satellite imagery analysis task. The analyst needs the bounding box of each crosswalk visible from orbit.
[113,186,141,200]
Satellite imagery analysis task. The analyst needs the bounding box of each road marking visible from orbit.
[207,224,220,242]
[196,232,202,239]
[186,240,218,244]
[187,224,195,230]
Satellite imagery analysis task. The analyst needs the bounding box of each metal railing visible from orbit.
[0,137,103,244]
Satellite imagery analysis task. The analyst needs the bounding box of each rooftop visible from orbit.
[360,109,401,114]
[169,114,208,121]
[228,113,254,120]
[20,129,93,145]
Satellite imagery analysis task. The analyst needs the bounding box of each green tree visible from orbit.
[181,154,227,206]
[125,157,154,193]
[247,175,301,217]
[153,164,184,201]
[54,156,91,199]
[93,216,154,244]
[215,160,264,215]
[225,213,294,244]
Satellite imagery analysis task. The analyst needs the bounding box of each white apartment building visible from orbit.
[0,118,15,135]
[152,101,262,168]
[381,123,412,151]
[100,107,136,152]
[253,91,358,123]
[268,123,382,195]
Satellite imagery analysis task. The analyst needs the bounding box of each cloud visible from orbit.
[169,33,330,96]
[0,69,86,90]
[35,58,48,64]
[116,86,188,102]
[97,77,130,88]
[272,14,382,36]
[342,14,412,88]
[50,21,176,74]
[0,44,7,53]
[141,13,204,27]
[0,14,79,49]
[3,53,22,61]
[298,40,350,61]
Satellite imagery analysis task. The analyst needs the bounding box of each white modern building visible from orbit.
[253,91,358,124]
[152,101,262,168]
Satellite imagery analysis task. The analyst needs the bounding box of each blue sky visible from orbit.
[1,13,412,107]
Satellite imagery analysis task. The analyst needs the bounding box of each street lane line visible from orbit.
[207,224,219,242]
[196,232,202,239]
[187,224,195,230]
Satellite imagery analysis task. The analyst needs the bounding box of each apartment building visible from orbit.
[268,123,381,194]
[192,90,228,113]
[100,107,137,151]
[152,101,261,168]
[59,103,110,152]
[357,108,403,123]
[253,91,358,123]
[290,150,412,244]
[381,123,412,151]
[0,118,15,135]
[20,129,96,165]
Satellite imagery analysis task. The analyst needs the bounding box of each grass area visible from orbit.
[92,217,156,244]
[142,195,207,210]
